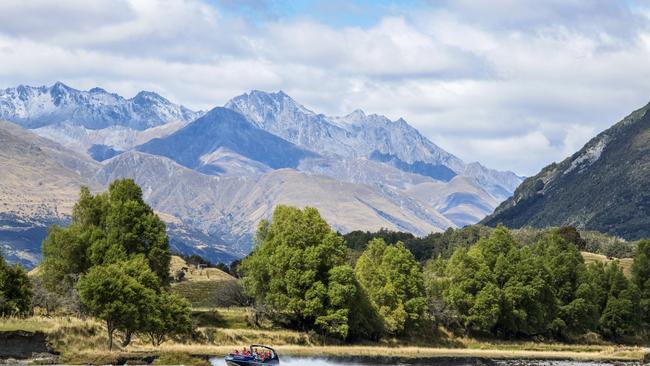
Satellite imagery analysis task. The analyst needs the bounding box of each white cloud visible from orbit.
[0,0,649,175]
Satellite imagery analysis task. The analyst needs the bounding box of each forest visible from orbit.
[242,206,650,342]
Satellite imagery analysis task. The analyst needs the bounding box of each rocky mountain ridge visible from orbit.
[225,90,520,200]
[0,82,200,130]
[482,101,650,240]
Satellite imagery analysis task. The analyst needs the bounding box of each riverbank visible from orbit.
[1,315,648,365]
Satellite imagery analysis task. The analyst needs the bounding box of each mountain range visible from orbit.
[482,101,650,240]
[0,82,522,267]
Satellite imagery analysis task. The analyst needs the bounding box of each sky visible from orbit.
[1,0,650,175]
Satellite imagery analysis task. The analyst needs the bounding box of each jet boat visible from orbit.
[225,344,279,366]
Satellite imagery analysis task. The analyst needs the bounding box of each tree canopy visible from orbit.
[0,253,32,316]
[355,238,427,335]
[38,179,190,351]
[439,226,642,340]
[631,240,650,329]
[77,256,159,351]
[42,179,171,293]
[242,205,379,339]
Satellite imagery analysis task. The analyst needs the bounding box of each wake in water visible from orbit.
[271,359,366,366]
[211,357,382,366]
[210,357,633,366]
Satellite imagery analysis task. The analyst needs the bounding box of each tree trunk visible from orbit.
[107,321,114,352]
[121,330,133,347]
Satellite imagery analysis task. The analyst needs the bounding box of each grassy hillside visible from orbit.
[169,256,237,308]
[581,251,634,277]
[169,256,233,282]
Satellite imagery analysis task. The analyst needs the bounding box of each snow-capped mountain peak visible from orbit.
[225,89,521,203]
[347,109,366,118]
[226,90,465,169]
[227,90,316,127]
[133,90,167,101]
[0,82,201,130]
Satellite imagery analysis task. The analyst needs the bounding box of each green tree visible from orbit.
[355,238,427,335]
[599,262,640,338]
[533,230,598,337]
[583,262,610,311]
[77,257,158,351]
[479,228,555,336]
[40,225,92,293]
[444,227,560,338]
[241,205,364,339]
[143,291,193,346]
[444,246,494,333]
[346,281,384,340]
[423,257,456,329]
[631,240,650,328]
[495,246,557,337]
[42,179,171,294]
[556,226,587,251]
[0,254,32,316]
[404,225,491,262]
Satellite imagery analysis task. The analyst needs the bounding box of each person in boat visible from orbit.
[226,345,279,365]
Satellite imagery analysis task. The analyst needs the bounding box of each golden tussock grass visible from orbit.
[2,313,646,362]
[581,251,634,277]
[169,256,233,282]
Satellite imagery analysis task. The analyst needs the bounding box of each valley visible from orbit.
[0,82,521,266]
[3,2,650,366]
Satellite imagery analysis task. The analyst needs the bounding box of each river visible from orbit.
[209,358,636,366]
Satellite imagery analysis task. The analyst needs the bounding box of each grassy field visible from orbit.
[581,251,634,277]
[172,281,234,308]
[170,256,233,282]
[192,307,251,329]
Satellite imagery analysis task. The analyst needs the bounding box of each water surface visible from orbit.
[210,357,633,366]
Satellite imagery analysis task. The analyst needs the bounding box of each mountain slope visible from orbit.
[33,120,191,158]
[0,82,200,130]
[482,101,650,240]
[136,107,317,173]
[97,151,453,254]
[407,176,499,227]
[0,120,101,266]
[0,122,234,266]
[0,121,101,219]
